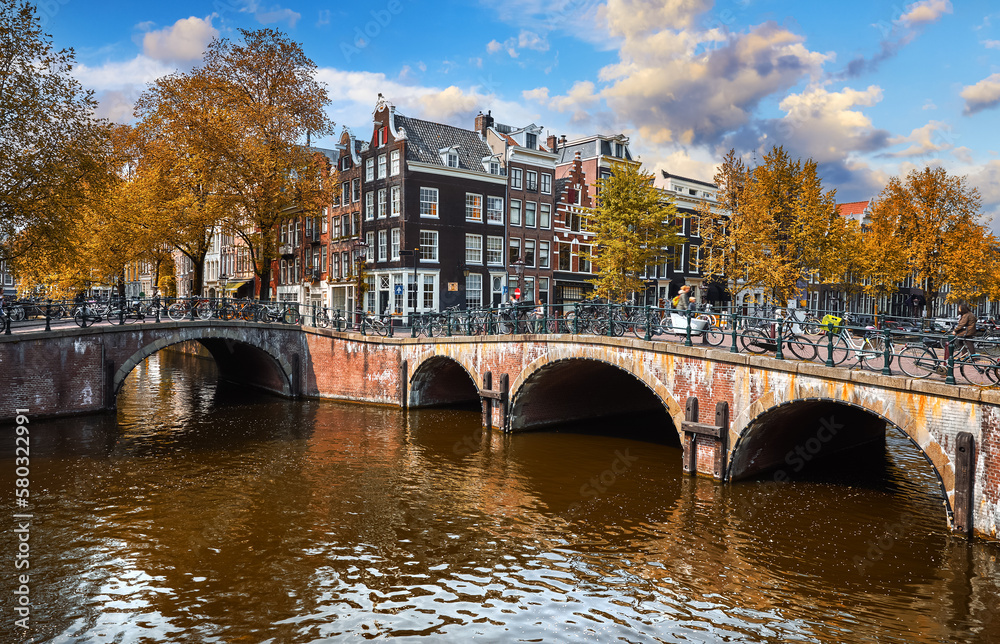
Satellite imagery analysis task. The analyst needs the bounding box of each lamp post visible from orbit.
[219,273,229,300]
[353,240,369,326]
[512,257,525,302]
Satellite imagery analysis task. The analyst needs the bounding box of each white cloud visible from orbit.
[883,120,952,157]
[953,146,973,164]
[962,73,1000,115]
[968,160,1000,232]
[142,16,218,62]
[486,40,503,54]
[983,39,1000,49]
[517,30,549,52]
[757,85,890,163]
[898,0,952,27]
[93,90,138,123]
[253,6,302,28]
[73,56,175,91]
[522,87,550,102]
[485,0,607,46]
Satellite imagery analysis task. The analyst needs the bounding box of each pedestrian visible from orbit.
[672,285,692,310]
[954,303,977,357]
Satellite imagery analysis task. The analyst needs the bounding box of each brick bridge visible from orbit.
[2,321,997,541]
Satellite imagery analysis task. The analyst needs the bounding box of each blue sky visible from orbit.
[41,0,1000,221]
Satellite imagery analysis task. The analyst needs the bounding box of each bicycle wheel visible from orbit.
[218,304,237,321]
[785,336,817,361]
[813,334,850,365]
[74,310,95,328]
[196,302,213,320]
[315,311,330,328]
[702,324,728,347]
[372,319,389,337]
[282,308,300,324]
[959,354,998,386]
[897,345,936,379]
[166,303,185,321]
[630,314,649,338]
[740,328,771,354]
[858,337,889,371]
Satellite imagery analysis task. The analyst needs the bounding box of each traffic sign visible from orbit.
[514,287,521,299]
[394,284,404,295]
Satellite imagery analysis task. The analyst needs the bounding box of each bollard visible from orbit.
[730,309,739,353]
[945,334,956,385]
[684,308,692,347]
[644,304,652,342]
[825,324,835,367]
[45,300,51,332]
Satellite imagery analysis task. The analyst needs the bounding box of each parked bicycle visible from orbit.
[897,335,996,384]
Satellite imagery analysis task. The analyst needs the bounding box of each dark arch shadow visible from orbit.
[114,337,292,400]
[728,398,950,518]
[409,356,480,409]
[508,358,679,446]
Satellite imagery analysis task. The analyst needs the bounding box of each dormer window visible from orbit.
[525,133,537,149]
[490,160,500,175]
[439,146,460,168]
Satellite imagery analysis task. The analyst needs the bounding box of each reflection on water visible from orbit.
[2,350,999,643]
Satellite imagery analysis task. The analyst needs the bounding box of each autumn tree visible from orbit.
[585,162,684,302]
[879,167,985,314]
[1,0,113,277]
[135,28,334,300]
[697,147,851,304]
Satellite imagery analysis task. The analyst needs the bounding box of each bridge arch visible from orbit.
[728,397,953,522]
[113,328,294,398]
[508,355,682,443]
[408,353,480,408]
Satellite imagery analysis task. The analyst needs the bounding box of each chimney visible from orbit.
[546,134,557,153]
[559,135,567,146]
[474,110,494,136]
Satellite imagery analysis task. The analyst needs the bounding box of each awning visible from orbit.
[223,279,252,292]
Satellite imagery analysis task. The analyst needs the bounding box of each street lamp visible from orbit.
[512,257,525,302]
[219,273,229,300]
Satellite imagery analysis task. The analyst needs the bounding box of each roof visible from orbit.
[837,201,870,218]
[661,170,716,189]
[394,113,493,173]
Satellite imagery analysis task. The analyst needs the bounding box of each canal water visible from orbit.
[3,350,1000,643]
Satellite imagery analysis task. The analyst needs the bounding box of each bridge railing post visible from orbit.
[730,306,739,353]
[644,304,652,342]
[573,302,579,335]
[311,302,317,328]
[774,316,784,360]
[684,307,693,347]
[824,323,835,367]
[45,299,52,332]
[945,333,956,385]
[3,305,10,335]
[881,328,893,375]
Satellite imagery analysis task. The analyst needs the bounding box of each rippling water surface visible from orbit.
[3,350,1000,643]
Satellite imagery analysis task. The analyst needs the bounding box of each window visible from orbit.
[378,189,387,218]
[378,230,387,261]
[525,202,537,228]
[295,221,301,246]
[486,236,504,266]
[280,222,287,244]
[321,213,328,233]
[420,230,438,261]
[466,193,483,222]
[447,151,459,168]
[377,154,387,178]
[540,203,551,229]
[558,242,570,270]
[341,182,350,205]
[365,191,374,220]
[510,200,522,226]
[692,244,701,270]
[341,156,351,171]
[423,274,434,309]
[391,186,401,217]
[690,216,700,237]
[343,214,351,237]
[539,241,550,269]
[615,142,624,158]
[390,149,400,175]
[541,173,551,194]
[420,188,438,217]
[333,215,342,238]
[332,254,340,279]
[485,196,504,224]
[352,178,360,202]
[524,239,536,267]
[342,251,350,276]
[509,238,521,265]
[579,245,591,272]
[673,245,685,272]
[526,171,537,191]
[489,160,500,175]
[538,277,549,304]
[389,228,400,260]
[466,273,482,308]
[365,158,374,181]
[511,168,522,190]
[365,231,375,261]
[525,132,537,149]
[466,234,483,264]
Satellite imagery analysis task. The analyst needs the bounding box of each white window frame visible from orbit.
[466,273,483,309]
[466,193,483,222]
[511,168,522,190]
[378,230,388,262]
[539,241,550,269]
[377,154,387,179]
[466,234,483,265]
[420,188,439,218]
[541,173,551,194]
[540,203,551,229]
[391,228,400,260]
[419,230,439,262]
[378,188,387,218]
[365,158,374,181]
[390,149,400,176]
[525,201,537,228]
[510,200,522,226]
[391,186,401,217]
[486,236,504,266]
[487,196,504,224]
[365,191,374,220]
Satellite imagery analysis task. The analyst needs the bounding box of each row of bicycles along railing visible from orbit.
[5,297,1000,386]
